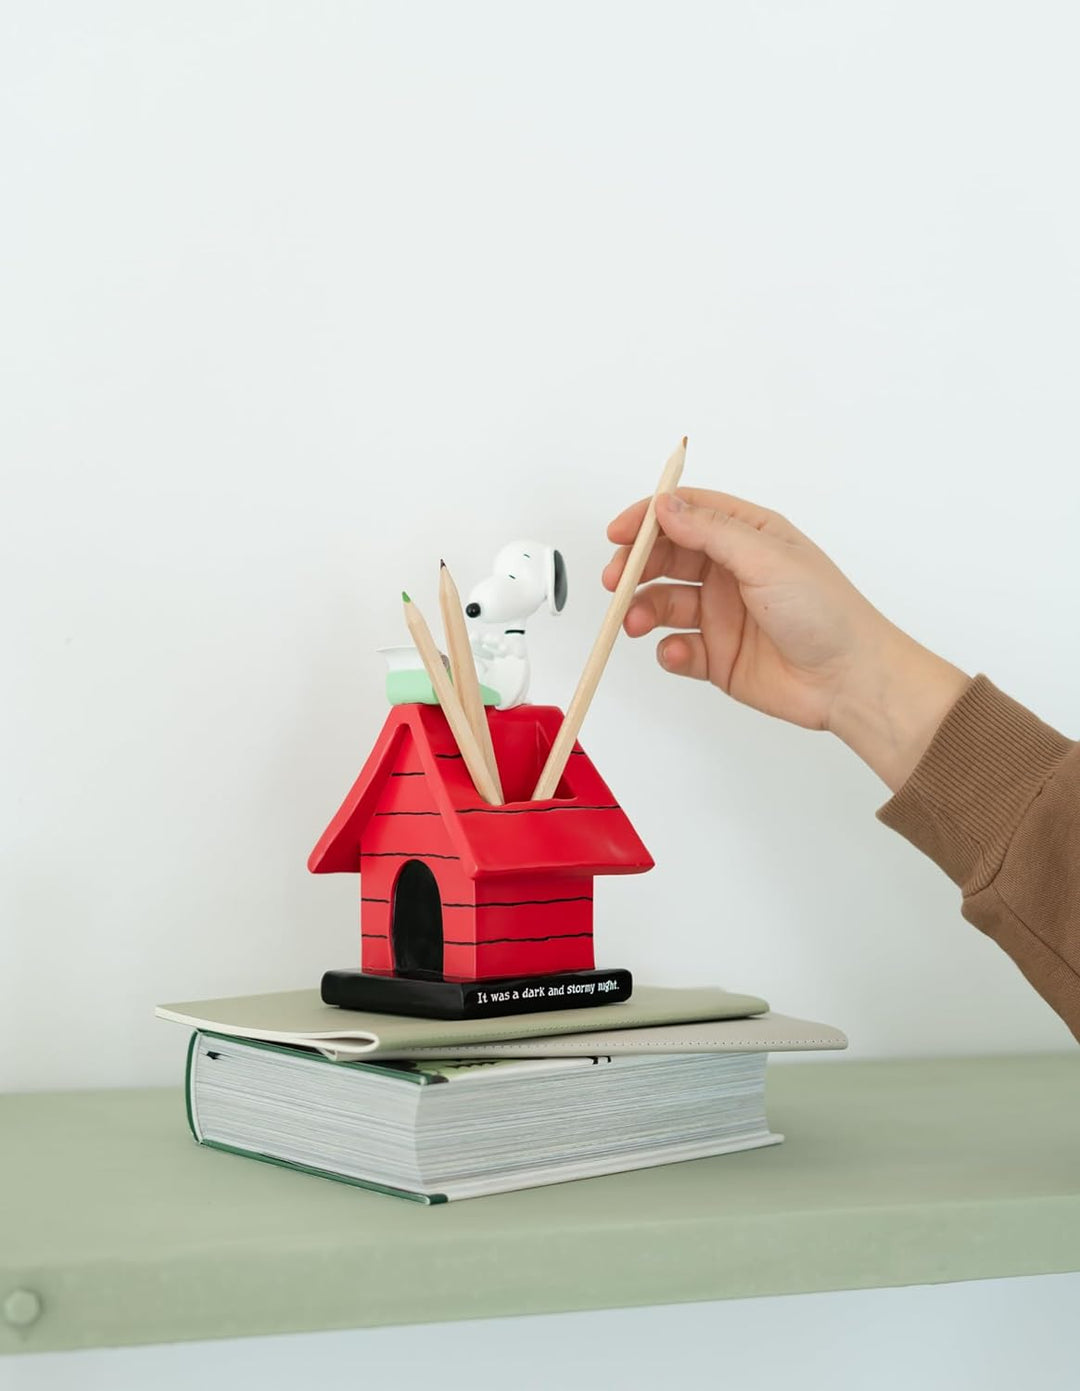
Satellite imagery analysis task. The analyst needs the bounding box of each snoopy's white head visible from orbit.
[465,541,567,627]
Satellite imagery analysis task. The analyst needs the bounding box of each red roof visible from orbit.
[308,703,654,880]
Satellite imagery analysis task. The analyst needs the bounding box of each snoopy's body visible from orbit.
[465,541,567,709]
[469,626,531,709]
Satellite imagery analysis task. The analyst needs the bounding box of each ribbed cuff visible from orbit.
[877,675,1074,892]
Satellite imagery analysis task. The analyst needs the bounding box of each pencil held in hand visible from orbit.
[403,592,502,806]
[439,560,503,802]
[531,437,687,799]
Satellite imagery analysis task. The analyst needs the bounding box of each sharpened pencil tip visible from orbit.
[440,558,446,569]
[682,435,688,447]
[402,591,411,603]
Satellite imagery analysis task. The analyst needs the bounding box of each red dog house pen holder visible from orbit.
[309,703,653,1019]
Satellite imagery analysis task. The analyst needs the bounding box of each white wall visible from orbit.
[3,0,1079,1092]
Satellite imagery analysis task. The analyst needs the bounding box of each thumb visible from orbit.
[655,492,774,579]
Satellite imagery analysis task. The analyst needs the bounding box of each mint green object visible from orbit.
[385,669,500,707]
[378,645,499,706]
[4,1054,1080,1354]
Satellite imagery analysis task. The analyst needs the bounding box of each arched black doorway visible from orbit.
[391,859,444,979]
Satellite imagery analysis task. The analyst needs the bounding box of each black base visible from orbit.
[320,967,633,1020]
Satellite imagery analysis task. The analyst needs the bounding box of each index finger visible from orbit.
[607,487,788,544]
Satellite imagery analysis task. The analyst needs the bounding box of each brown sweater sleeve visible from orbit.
[878,674,1080,1040]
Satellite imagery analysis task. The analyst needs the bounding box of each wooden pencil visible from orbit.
[403,592,502,805]
[531,436,687,800]
[439,560,503,803]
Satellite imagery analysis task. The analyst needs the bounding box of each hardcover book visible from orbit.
[186,1030,788,1203]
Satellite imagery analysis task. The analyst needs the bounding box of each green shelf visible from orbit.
[4,1053,1080,1354]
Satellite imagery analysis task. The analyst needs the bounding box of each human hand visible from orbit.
[603,488,969,790]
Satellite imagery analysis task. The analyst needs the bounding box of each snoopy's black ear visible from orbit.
[550,549,568,613]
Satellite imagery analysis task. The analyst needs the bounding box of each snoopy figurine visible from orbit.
[465,541,567,708]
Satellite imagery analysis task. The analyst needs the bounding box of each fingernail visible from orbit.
[662,492,686,512]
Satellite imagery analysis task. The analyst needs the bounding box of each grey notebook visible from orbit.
[157,984,847,1061]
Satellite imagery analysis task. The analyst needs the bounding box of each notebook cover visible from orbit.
[162,988,845,1061]
[157,983,773,1058]
[372,1011,848,1060]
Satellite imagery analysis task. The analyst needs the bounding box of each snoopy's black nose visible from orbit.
[465,602,481,618]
